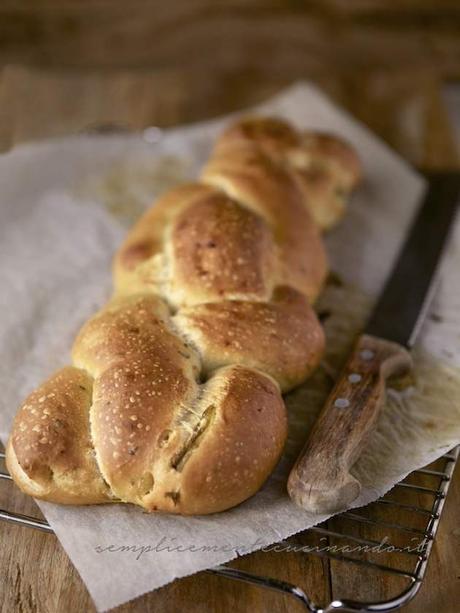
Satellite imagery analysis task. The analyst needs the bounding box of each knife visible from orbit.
[287,172,460,514]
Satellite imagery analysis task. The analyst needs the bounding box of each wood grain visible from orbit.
[1,455,459,612]
[0,4,459,610]
[288,335,412,514]
[0,1,459,78]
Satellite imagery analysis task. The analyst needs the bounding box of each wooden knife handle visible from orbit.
[287,333,413,514]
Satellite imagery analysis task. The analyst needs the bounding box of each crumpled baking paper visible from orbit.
[0,82,459,611]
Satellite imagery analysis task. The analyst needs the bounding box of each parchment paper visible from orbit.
[0,83,459,611]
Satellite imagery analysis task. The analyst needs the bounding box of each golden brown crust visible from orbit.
[110,364,287,514]
[213,117,361,231]
[300,132,362,187]
[113,183,216,296]
[216,116,300,158]
[286,132,361,230]
[168,192,275,306]
[6,367,110,504]
[175,366,287,514]
[174,286,325,393]
[74,295,200,504]
[7,116,360,514]
[202,143,327,302]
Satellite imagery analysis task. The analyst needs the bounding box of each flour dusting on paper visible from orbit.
[76,154,192,225]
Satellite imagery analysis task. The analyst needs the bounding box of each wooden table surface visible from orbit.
[0,13,460,609]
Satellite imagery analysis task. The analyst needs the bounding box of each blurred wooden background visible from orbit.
[0,2,459,612]
[0,0,459,167]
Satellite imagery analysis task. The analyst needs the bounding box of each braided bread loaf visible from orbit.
[6,117,360,514]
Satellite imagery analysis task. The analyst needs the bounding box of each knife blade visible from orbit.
[366,172,460,348]
[288,172,460,514]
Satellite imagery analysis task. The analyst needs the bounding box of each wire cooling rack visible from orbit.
[0,445,458,612]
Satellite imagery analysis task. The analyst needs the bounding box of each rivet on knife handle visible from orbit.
[287,334,412,514]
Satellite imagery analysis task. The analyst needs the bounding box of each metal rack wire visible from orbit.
[0,446,458,612]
